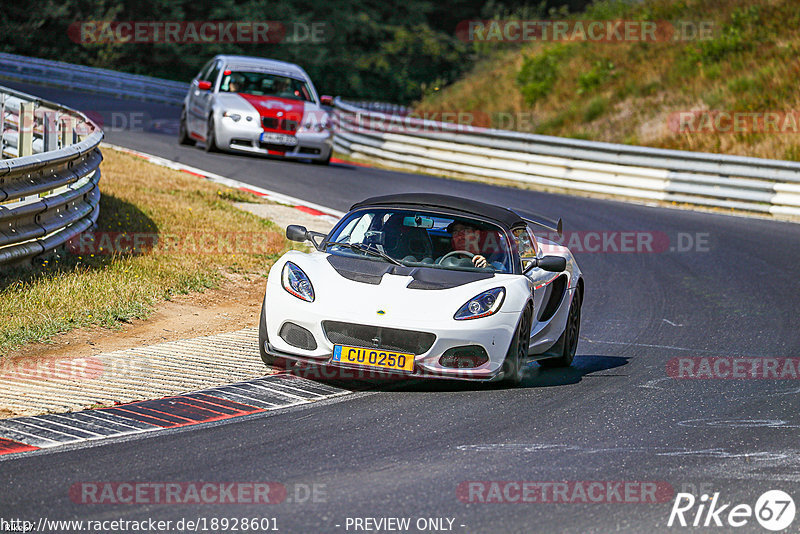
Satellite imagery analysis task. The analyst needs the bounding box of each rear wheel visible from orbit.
[204,115,219,152]
[539,291,581,368]
[259,300,291,370]
[178,108,195,146]
[502,307,531,386]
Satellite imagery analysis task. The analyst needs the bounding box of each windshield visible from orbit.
[326,209,513,273]
[220,71,313,102]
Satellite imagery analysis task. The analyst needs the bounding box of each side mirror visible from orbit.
[286,225,309,242]
[523,255,567,274]
[320,95,334,106]
[197,80,212,91]
[287,225,327,250]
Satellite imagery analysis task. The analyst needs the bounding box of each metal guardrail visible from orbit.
[0,84,103,267]
[332,98,800,218]
[0,53,188,106]
[341,101,411,117]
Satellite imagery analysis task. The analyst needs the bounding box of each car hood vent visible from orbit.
[326,255,388,285]
[405,269,493,290]
[326,254,494,289]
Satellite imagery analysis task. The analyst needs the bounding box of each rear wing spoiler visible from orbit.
[521,215,563,238]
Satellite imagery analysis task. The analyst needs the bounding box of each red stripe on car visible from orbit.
[236,94,304,134]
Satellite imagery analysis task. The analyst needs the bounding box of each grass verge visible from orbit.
[0,149,289,355]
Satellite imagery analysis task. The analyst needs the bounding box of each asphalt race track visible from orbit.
[2,81,800,533]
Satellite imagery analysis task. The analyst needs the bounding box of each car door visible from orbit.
[187,60,213,135]
[200,60,223,139]
[514,226,547,319]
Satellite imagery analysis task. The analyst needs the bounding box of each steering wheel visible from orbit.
[437,250,475,265]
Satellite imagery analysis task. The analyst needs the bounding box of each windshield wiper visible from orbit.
[325,241,403,266]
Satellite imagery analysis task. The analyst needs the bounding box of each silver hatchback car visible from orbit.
[179,55,334,164]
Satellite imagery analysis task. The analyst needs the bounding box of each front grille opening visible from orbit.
[259,143,292,152]
[323,321,435,355]
[231,139,252,147]
[439,346,489,368]
[261,117,299,131]
[262,117,280,129]
[279,322,317,351]
[298,147,321,155]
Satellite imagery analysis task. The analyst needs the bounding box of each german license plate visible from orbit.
[260,132,298,146]
[331,345,414,373]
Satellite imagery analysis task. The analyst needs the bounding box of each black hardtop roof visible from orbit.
[350,193,526,228]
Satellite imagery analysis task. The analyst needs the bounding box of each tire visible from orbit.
[204,115,219,153]
[178,108,195,146]
[502,306,532,386]
[539,291,581,368]
[311,150,331,165]
[258,300,291,370]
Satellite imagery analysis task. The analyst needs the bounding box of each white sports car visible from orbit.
[179,55,333,164]
[259,194,584,384]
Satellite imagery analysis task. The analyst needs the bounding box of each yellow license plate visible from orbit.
[331,345,414,373]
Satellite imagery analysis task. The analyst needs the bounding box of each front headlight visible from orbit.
[301,122,326,132]
[300,113,331,132]
[454,288,505,320]
[223,111,242,121]
[282,262,315,302]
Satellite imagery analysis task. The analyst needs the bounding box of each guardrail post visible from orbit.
[60,116,73,148]
[0,93,5,159]
[18,101,34,157]
[43,110,58,152]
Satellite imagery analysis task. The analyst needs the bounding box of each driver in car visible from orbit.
[273,78,296,99]
[447,221,505,269]
[226,73,245,93]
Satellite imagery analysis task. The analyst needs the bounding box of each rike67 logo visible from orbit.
[668,490,795,531]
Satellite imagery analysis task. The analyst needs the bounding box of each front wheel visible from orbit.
[539,292,581,368]
[204,115,219,153]
[259,300,291,370]
[502,307,531,386]
[311,150,332,165]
